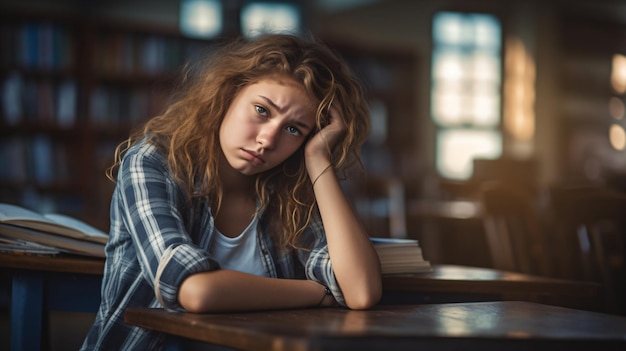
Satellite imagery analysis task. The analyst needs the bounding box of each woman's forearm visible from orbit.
[311,167,383,310]
[178,269,329,313]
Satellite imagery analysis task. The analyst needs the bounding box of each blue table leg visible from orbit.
[11,271,43,351]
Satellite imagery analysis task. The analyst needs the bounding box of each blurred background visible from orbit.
[1,0,625,348]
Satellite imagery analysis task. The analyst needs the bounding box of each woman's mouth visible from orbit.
[242,149,265,166]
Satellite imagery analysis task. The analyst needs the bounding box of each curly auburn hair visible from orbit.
[108,34,370,250]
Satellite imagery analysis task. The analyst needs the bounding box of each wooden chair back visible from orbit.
[548,185,626,314]
[350,175,407,239]
[479,181,552,276]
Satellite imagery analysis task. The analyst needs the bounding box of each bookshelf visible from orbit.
[0,11,417,236]
[0,13,211,231]
[324,40,417,238]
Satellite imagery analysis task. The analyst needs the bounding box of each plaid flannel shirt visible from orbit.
[80,141,342,351]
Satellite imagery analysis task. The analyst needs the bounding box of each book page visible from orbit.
[0,203,108,244]
[43,214,108,244]
[0,203,50,223]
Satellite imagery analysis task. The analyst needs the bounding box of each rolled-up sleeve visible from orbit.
[299,214,346,306]
[117,143,219,311]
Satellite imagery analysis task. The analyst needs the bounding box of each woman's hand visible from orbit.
[304,106,347,171]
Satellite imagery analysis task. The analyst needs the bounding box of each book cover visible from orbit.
[56,79,77,127]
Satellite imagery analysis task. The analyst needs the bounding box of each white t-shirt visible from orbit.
[209,214,267,276]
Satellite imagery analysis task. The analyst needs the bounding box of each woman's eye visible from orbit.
[286,126,302,136]
[255,105,268,116]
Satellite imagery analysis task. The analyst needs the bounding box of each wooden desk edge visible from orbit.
[124,308,303,350]
[0,253,105,275]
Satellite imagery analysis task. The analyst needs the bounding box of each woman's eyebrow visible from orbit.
[258,95,284,113]
[258,95,313,131]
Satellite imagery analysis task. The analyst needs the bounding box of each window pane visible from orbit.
[472,14,501,49]
[433,12,468,46]
[470,87,500,126]
[470,52,500,83]
[432,11,502,180]
[434,12,501,49]
[432,49,465,81]
[241,2,301,38]
[179,0,222,39]
[436,129,502,179]
[432,83,500,126]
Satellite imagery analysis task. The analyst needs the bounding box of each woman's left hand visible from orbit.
[304,106,347,166]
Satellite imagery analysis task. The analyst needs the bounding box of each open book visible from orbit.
[370,237,432,275]
[0,203,107,257]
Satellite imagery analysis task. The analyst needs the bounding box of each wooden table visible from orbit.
[125,301,626,351]
[381,264,601,311]
[0,254,602,350]
[0,253,104,351]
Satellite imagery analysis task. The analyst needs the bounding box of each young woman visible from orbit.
[81,34,382,350]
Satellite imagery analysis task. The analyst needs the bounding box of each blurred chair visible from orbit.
[350,175,407,239]
[549,185,626,314]
[479,181,552,276]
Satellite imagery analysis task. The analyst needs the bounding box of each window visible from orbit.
[240,1,301,38]
[179,0,222,39]
[431,12,502,179]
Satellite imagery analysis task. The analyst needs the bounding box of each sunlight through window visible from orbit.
[431,12,502,179]
[437,129,502,179]
[179,0,222,39]
[241,2,301,38]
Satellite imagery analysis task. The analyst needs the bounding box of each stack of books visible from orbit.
[370,237,432,275]
[0,203,107,257]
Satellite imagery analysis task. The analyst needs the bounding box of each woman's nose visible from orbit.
[257,124,280,149]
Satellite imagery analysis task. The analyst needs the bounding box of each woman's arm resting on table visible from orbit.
[178,269,333,313]
[305,108,383,310]
[311,166,383,310]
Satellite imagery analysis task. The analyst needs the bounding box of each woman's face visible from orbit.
[219,75,316,176]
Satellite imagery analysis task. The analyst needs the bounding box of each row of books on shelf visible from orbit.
[0,135,74,186]
[1,72,168,127]
[90,84,167,126]
[1,21,75,70]
[0,202,432,275]
[2,71,77,127]
[0,21,206,74]
[0,135,116,186]
[93,33,199,76]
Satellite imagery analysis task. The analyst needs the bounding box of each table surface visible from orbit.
[382,264,600,296]
[0,253,604,351]
[125,301,626,351]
